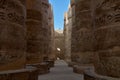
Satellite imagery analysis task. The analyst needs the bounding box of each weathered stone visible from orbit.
[71,0,94,64]
[65,0,120,78]
[84,71,120,80]
[71,52,94,64]
[73,65,120,80]
[0,0,26,71]
[26,62,50,74]
[64,5,72,62]
[48,5,55,61]
[45,60,55,67]
[26,0,54,64]
[93,0,120,77]
[0,68,38,80]
[94,47,120,78]
[26,0,44,64]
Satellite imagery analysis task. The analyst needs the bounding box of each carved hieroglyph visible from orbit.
[0,0,26,71]
[94,0,120,77]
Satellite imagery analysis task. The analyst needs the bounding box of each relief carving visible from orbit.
[0,0,7,9]
[0,0,25,69]
[0,12,5,20]
[0,11,25,25]
[95,0,120,27]
[111,5,120,12]
[0,0,25,25]
[7,12,25,25]
[95,12,120,27]
[96,0,119,9]
[0,51,22,64]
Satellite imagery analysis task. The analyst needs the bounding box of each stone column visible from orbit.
[64,12,69,62]
[70,0,76,63]
[64,6,72,63]
[0,0,26,71]
[26,0,43,64]
[93,0,120,78]
[71,0,94,64]
[40,0,50,60]
[48,5,55,60]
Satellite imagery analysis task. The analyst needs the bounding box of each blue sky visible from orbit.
[49,0,70,30]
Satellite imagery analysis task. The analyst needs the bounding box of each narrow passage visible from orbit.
[38,60,83,80]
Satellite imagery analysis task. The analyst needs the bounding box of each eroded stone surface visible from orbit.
[71,0,94,64]
[65,0,120,78]
[0,0,26,71]
[93,0,120,77]
[26,0,54,64]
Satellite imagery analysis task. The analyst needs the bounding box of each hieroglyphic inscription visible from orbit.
[0,0,25,25]
[7,12,25,25]
[95,13,120,27]
[0,0,6,9]
[0,0,25,65]
[96,0,119,9]
[0,51,23,64]
[95,0,120,27]
[0,12,5,20]
[0,11,25,25]
[0,0,24,10]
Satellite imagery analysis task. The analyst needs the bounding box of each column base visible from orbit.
[73,65,120,80]
[0,67,38,80]
[26,62,50,75]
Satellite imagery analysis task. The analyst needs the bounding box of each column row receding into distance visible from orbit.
[0,0,55,80]
[64,0,120,80]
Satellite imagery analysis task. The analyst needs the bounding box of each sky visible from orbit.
[49,0,70,30]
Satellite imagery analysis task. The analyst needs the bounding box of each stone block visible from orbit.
[26,0,42,11]
[73,65,94,74]
[73,66,84,74]
[26,62,50,75]
[68,61,77,67]
[72,65,120,80]
[84,73,120,80]
[94,47,120,77]
[76,29,95,52]
[0,68,38,80]
[75,0,91,11]
[27,9,42,21]
[94,26,120,50]
[71,52,94,65]
[45,60,55,67]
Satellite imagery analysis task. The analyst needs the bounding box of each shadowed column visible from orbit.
[26,0,43,64]
[0,0,26,71]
